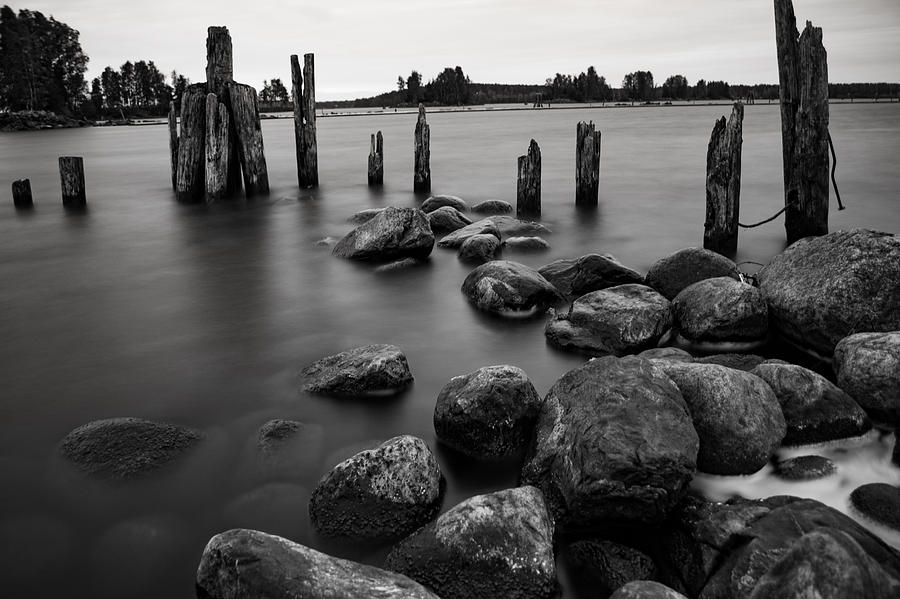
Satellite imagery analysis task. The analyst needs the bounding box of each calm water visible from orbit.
[1,103,899,597]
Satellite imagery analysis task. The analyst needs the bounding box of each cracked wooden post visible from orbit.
[368,131,384,185]
[59,157,86,208]
[704,102,744,256]
[168,102,178,192]
[12,179,33,208]
[413,104,430,192]
[227,82,269,197]
[575,121,601,206]
[175,83,207,203]
[206,26,242,197]
[205,93,230,202]
[774,0,829,244]
[292,53,318,188]
[517,139,541,218]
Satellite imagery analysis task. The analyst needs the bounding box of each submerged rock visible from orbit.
[301,344,413,397]
[433,365,542,459]
[645,247,741,300]
[671,277,768,350]
[461,260,563,317]
[196,529,439,599]
[522,356,698,528]
[487,215,551,237]
[471,199,513,214]
[421,194,468,213]
[374,257,429,274]
[502,236,551,251]
[850,483,900,532]
[385,486,557,599]
[758,229,900,358]
[538,253,644,300]
[333,206,434,262]
[751,362,871,445]
[834,331,900,422]
[774,455,837,481]
[427,205,471,233]
[545,284,671,357]
[458,233,501,264]
[348,207,385,224]
[309,435,442,541]
[652,362,785,475]
[59,417,203,479]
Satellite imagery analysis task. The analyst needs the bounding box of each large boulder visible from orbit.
[521,356,698,528]
[834,331,900,422]
[433,365,542,459]
[301,344,413,397]
[645,247,741,300]
[652,362,785,475]
[461,260,564,317]
[672,277,768,350]
[757,229,900,358]
[427,205,471,234]
[538,253,644,300]
[309,435,442,541]
[196,529,439,599]
[471,199,513,214]
[545,284,672,357]
[458,233,501,264]
[59,417,203,479]
[658,496,900,598]
[751,362,871,445]
[333,206,434,262]
[422,194,467,213]
[437,219,502,248]
[385,486,557,599]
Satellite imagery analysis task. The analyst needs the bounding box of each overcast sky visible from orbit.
[20,0,900,100]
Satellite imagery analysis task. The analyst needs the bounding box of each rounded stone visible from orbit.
[427,205,471,234]
[461,260,564,317]
[458,233,501,264]
[773,455,837,480]
[471,199,513,214]
[834,331,900,422]
[610,581,689,599]
[538,253,644,300]
[850,483,900,532]
[301,344,413,397]
[502,236,551,251]
[645,247,741,300]
[333,206,434,262]
[422,194,468,213]
[672,277,768,346]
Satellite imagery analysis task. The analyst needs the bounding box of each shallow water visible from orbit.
[1,102,899,597]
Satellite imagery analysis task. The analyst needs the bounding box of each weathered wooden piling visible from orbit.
[775,0,830,244]
[168,102,178,191]
[206,26,233,97]
[704,102,744,256]
[292,53,319,188]
[12,178,33,208]
[575,121,601,206]
[413,104,431,192]
[368,131,384,185]
[517,139,541,218]
[59,157,86,207]
[227,82,269,197]
[175,84,207,203]
[205,93,230,202]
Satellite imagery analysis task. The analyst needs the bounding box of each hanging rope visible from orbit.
[739,206,788,229]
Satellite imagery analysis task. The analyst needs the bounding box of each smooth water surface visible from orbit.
[1,102,898,597]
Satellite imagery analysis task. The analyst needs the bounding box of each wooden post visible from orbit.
[205,93,230,202]
[704,102,744,256]
[414,103,431,192]
[517,139,541,218]
[175,83,207,203]
[368,131,384,185]
[774,0,830,244]
[575,121,601,206]
[59,157,86,208]
[291,53,319,188]
[168,102,178,192]
[12,179,33,208]
[206,26,233,97]
[226,82,269,197]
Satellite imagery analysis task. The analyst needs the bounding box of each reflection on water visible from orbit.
[0,103,898,597]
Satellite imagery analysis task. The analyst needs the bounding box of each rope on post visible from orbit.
[828,132,845,210]
[739,205,790,229]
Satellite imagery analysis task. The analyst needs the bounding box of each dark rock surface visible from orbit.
[773,455,837,480]
[538,253,644,300]
[385,486,557,599]
[59,417,203,479]
[521,356,698,528]
[610,581,688,599]
[694,353,766,371]
[308,435,442,541]
[545,284,672,357]
[458,233,501,263]
[487,215,551,237]
[652,362,785,474]
[422,194,468,213]
[196,528,439,598]
[461,260,563,316]
[301,344,413,397]
[427,205,471,233]
[566,539,657,596]
[672,277,768,344]
[471,199,513,214]
[758,229,900,357]
[834,331,900,422]
[637,347,693,362]
[645,247,741,300]
[433,365,542,459]
[751,362,871,445]
[333,206,434,262]
[850,483,900,532]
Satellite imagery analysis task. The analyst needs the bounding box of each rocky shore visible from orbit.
[55,199,900,598]
[0,110,90,131]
